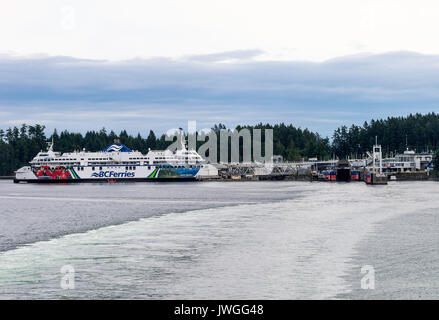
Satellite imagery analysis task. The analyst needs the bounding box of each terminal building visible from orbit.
[383,150,433,173]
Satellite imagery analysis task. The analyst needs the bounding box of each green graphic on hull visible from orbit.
[148,168,159,178]
[69,167,79,179]
[157,169,180,178]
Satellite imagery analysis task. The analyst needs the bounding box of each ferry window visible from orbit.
[92,167,95,171]
[148,166,151,170]
[133,166,136,170]
[99,167,102,170]
[126,167,128,170]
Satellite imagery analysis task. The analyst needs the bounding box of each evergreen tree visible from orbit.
[145,130,157,150]
[2,112,439,176]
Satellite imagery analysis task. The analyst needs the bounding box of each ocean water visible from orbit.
[0,180,438,299]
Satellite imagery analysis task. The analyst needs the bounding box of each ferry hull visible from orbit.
[14,177,197,183]
[14,164,217,183]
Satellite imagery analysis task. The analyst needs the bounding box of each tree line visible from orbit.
[1,112,439,175]
[0,123,329,175]
[332,113,439,158]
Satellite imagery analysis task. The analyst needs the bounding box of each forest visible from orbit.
[1,112,439,176]
[332,113,439,158]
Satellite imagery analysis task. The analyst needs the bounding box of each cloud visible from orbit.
[184,49,265,62]
[1,50,439,136]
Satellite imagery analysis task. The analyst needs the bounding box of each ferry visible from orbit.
[14,139,218,183]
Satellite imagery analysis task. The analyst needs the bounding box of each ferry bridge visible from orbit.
[215,160,346,178]
[213,158,372,180]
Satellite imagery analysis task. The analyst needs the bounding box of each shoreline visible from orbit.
[6,176,439,183]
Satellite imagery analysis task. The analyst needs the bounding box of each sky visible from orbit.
[1,0,439,137]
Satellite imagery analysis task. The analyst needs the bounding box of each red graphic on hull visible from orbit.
[34,166,72,180]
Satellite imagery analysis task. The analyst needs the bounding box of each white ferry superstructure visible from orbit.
[14,140,218,183]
